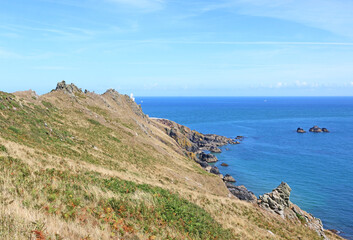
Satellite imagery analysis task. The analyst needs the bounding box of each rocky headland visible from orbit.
[156,118,340,239]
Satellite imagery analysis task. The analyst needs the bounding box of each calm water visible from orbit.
[136,97,353,239]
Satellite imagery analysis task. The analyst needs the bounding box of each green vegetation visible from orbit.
[0,144,7,153]
[0,156,233,239]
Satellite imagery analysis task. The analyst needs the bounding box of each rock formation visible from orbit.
[198,152,218,163]
[54,80,82,95]
[322,128,330,133]
[258,182,329,239]
[223,174,236,182]
[297,127,306,133]
[226,183,257,202]
[209,146,222,153]
[309,126,323,133]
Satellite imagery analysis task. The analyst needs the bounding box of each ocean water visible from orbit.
[136,97,353,239]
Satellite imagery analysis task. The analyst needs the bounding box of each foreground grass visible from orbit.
[0,156,233,239]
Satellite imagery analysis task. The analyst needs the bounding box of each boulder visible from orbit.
[198,161,209,168]
[227,184,257,202]
[223,174,236,182]
[322,128,330,133]
[297,127,306,133]
[210,166,220,175]
[221,163,229,167]
[309,126,322,133]
[198,152,218,163]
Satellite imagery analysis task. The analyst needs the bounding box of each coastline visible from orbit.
[153,117,343,240]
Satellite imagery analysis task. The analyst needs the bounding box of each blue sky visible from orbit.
[1,0,353,96]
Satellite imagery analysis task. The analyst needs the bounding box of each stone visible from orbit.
[322,128,330,133]
[227,184,257,202]
[221,163,229,167]
[54,81,82,95]
[223,174,236,182]
[309,126,322,133]
[198,152,218,163]
[210,166,220,175]
[209,146,222,153]
[297,127,306,133]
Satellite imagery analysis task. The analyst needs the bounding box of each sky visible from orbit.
[1,0,353,96]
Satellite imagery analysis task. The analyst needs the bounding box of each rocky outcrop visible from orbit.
[258,182,291,217]
[226,183,257,202]
[309,126,322,133]
[297,127,306,133]
[54,81,82,95]
[223,174,236,182]
[209,146,222,153]
[198,152,218,163]
[258,182,328,239]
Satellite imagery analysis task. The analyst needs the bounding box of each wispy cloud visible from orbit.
[203,0,353,38]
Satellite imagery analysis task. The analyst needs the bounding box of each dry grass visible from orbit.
[0,89,344,240]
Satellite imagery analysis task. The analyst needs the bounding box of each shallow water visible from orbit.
[137,97,353,239]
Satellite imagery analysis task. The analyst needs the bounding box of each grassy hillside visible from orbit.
[0,84,342,239]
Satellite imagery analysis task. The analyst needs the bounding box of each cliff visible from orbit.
[0,81,343,240]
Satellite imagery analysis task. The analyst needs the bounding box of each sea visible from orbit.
[136,97,353,239]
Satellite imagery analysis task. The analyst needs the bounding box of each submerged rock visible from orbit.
[221,163,229,167]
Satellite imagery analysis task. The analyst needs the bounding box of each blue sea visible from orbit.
[136,97,353,239]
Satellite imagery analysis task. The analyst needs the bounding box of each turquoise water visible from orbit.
[137,97,353,239]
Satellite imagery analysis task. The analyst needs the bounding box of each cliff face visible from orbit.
[0,82,343,240]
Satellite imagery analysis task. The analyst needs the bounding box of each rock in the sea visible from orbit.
[235,136,244,140]
[221,163,229,167]
[223,174,236,182]
[297,127,306,133]
[198,152,218,163]
[322,128,330,133]
[209,146,222,153]
[227,184,257,202]
[309,126,322,133]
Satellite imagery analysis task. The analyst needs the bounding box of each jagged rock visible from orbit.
[199,152,218,163]
[54,81,82,95]
[221,163,229,167]
[227,184,257,202]
[258,182,328,239]
[209,146,222,153]
[322,128,330,133]
[258,182,291,217]
[297,127,306,133]
[309,126,322,133]
[223,174,236,182]
[235,136,244,140]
